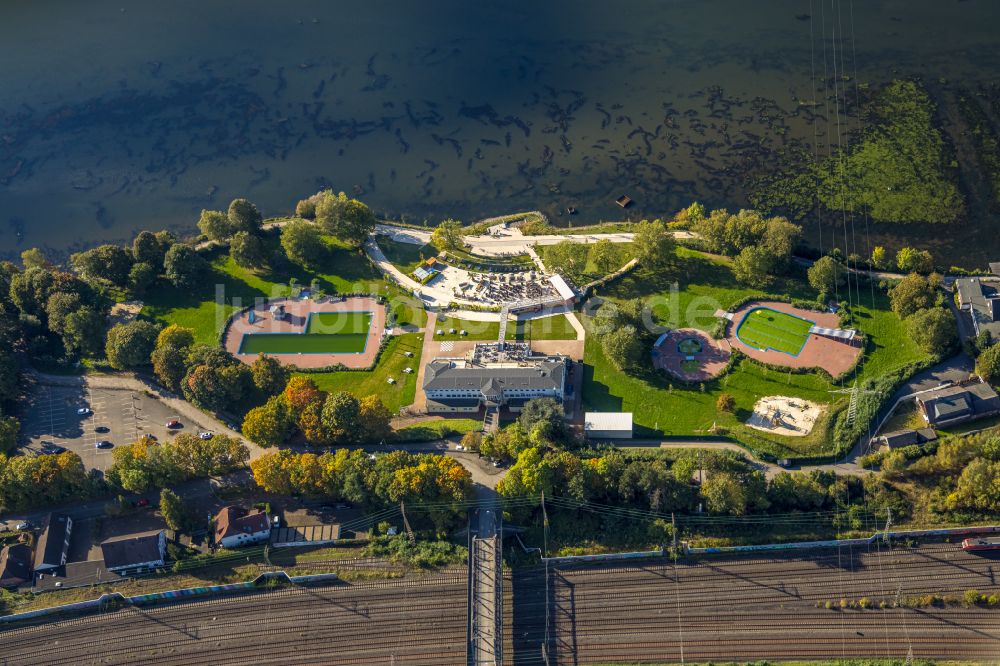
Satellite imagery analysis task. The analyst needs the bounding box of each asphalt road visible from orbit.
[510,541,1000,664]
[0,572,469,666]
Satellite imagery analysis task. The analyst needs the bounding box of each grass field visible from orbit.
[299,334,423,413]
[143,233,384,345]
[378,237,436,275]
[583,247,930,459]
[238,312,374,355]
[515,314,579,340]
[735,307,814,355]
[393,418,483,442]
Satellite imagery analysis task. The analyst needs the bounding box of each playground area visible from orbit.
[224,296,386,369]
[745,395,823,437]
[725,301,861,377]
[652,328,730,382]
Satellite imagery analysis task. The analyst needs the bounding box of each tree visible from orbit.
[761,216,801,270]
[157,324,196,350]
[163,244,208,290]
[105,320,160,370]
[159,488,193,533]
[732,245,773,285]
[250,354,289,397]
[151,344,188,390]
[45,291,81,337]
[314,191,376,247]
[589,239,620,275]
[632,219,676,270]
[701,472,748,515]
[283,376,324,416]
[197,209,234,241]
[20,248,49,269]
[133,230,167,266]
[430,219,464,252]
[227,198,263,235]
[977,343,1000,385]
[0,416,19,455]
[295,197,317,219]
[602,325,643,372]
[906,307,957,356]
[807,256,846,296]
[61,307,105,357]
[128,262,158,295]
[10,266,55,318]
[545,240,588,278]
[871,245,887,269]
[280,219,326,268]
[230,231,268,269]
[182,362,250,411]
[243,395,293,447]
[358,395,392,443]
[322,391,361,443]
[889,273,939,318]
[71,244,133,287]
[896,247,934,274]
[716,393,736,413]
[518,397,566,441]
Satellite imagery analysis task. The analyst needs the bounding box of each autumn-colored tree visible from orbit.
[243,395,293,447]
[283,376,324,416]
[358,395,392,443]
[250,354,289,397]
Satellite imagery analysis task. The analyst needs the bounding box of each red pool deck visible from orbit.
[653,328,730,382]
[223,296,386,369]
[726,301,861,378]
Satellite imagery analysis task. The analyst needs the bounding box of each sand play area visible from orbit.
[745,396,823,437]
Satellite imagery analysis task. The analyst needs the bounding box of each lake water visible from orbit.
[2,0,999,264]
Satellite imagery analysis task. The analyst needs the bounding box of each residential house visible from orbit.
[955,277,1000,340]
[214,506,271,549]
[876,427,938,452]
[915,381,1000,428]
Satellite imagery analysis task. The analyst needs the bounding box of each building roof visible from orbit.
[423,358,566,393]
[879,429,921,448]
[0,544,32,586]
[34,513,70,570]
[101,530,164,570]
[989,262,1000,277]
[955,277,1000,335]
[215,506,270,543]
[549,274,576,301]
[584,412,634,433]
[917,381,1000,424]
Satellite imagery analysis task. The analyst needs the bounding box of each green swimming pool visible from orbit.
[238,311,374,354]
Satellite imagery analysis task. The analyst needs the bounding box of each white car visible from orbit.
[199,431,214,440]
[76,407,91,416]
[456,445,465,451]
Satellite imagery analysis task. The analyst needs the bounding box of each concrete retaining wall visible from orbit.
[0,571,339,624]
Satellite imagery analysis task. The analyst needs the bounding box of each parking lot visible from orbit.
[19,384,191,472]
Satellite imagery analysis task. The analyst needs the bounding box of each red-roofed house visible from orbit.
[214,506,271,549]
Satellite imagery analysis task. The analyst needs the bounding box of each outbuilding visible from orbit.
[584,412,633,440]
[34,513,72,573]
[214,506,271,549]
[101,530,167,573]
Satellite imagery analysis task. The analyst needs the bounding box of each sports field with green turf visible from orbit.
[239,311,373,354]
[735,307,813,355]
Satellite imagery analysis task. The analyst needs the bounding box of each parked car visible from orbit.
[14,522,31,531]
[166,419,181,429]
[41,443,66,454]
[76,407,92,416]
[95,425,110,433]
[226,422,240,433]
[136,498,150,508]
[199,431,214,440]
[777,458,791,468]
[96,440,114,449]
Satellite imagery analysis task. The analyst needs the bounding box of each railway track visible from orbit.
[1,543,997,664]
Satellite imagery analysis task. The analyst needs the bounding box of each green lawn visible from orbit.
[377,237,436,275]
[537,242,635,284]
[434,316,507,341]
[299,334,423,413]
[433,314,579,342]
[393,418,483,442]
[736,307,814,355]
[582,247,931,459]
[142,235,384,345]
[515,314,579,340]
